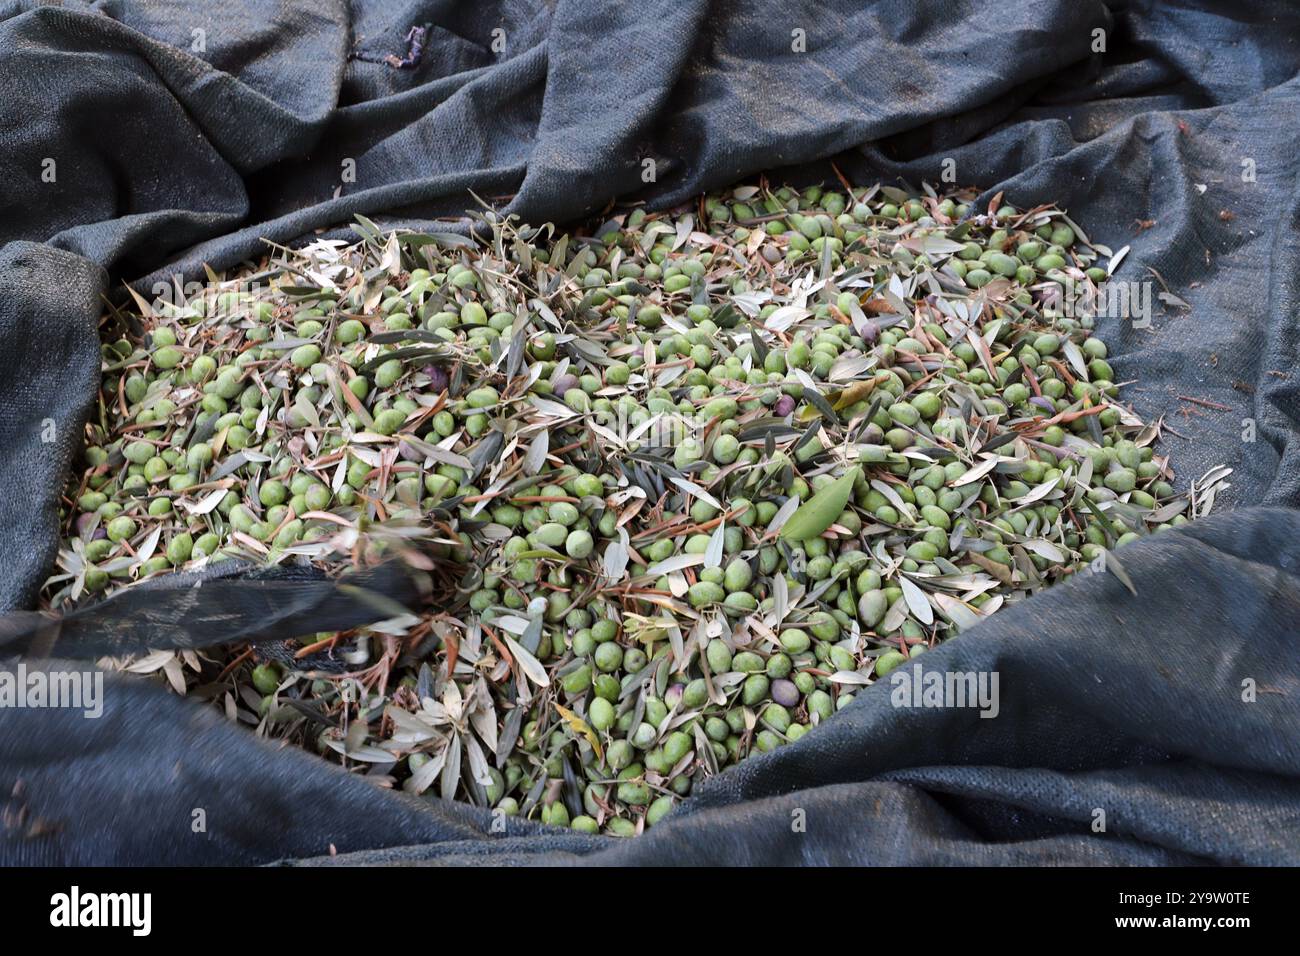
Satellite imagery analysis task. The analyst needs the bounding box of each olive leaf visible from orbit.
[780,467,860,541]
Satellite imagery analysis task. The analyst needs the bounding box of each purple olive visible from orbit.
[75,512,99,537]
[425,366,449,393]
[771,678,800,708]
[664,683,684,709]
[774,395,796,417]
[552,373,579,396]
